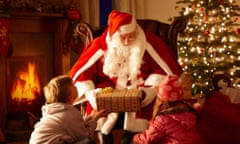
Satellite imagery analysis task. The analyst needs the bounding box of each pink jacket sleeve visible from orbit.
[132,119,165,144]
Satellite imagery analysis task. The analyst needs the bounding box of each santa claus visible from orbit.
[69,10,182,144]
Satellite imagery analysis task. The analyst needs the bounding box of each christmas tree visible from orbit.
[175,0,240,96]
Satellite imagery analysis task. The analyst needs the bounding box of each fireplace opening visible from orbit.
[7,56,45,117]
[11,62,41,105]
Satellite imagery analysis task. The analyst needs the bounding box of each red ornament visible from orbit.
[200,7,205,12]
[236,28,240,34]
[205,30,210,36]
[218,0,222,4]
[234,17,239,22]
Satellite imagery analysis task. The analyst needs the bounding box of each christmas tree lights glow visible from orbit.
[175,0,240,96]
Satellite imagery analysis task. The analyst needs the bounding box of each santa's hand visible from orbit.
[140,87,157,107]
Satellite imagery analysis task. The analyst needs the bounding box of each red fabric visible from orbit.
[69,30,183,81]
[108,10,133,37]
[69,29,183,125]
[0,129,5,142]
[197,91,240,144]
[0,19,11,57]
[144,30,182,75]
[157,75,183,102]
[68,34,107,78]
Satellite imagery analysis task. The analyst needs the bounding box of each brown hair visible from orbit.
[152,97,199,121]
[43,75,73,104]
[152,98,163,119]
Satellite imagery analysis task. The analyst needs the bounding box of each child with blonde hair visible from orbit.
[29,75,108,144]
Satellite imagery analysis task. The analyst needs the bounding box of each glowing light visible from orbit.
[10,62,41,105]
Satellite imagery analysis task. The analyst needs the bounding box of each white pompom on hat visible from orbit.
[157,75,184,102]
[108,10,137,37]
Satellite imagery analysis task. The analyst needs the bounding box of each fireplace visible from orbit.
[6,56,45,117]
[0,12,70,142]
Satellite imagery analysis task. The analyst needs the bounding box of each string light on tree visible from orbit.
[174,0,240,96]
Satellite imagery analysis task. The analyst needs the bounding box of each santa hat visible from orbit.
[108,10,137,37]
[157,75,184,102]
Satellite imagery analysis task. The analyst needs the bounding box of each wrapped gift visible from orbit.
[96,88,142,112]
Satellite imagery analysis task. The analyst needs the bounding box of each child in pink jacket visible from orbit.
[132,75,202,144]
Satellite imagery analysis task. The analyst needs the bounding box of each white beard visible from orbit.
[103,26,146,83]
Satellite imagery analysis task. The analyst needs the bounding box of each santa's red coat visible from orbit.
[69,28,182,133]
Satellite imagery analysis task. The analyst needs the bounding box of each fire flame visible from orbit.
[10,62,41,104]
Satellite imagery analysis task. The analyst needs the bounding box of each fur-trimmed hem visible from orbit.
[124,112,149,132]
[145,74,166,87]
[73,80,95,105]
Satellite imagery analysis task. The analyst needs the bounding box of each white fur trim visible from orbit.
[145,74,166,87]
[72,49,104,81]
[85,88,101,109]
[118,17,137,34]
[124,112,149,132]
[73,80,95,105]
[146,43,173,75]
[100,113,118,134]
[116,75,128,89]
[141,87,157,107]
[96,113,119,135]
[96,117,107,132]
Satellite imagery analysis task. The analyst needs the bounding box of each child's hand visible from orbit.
[91,109,108,121]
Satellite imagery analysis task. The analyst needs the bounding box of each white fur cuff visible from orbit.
[145,74,166,87]
[141,87,157,107]
[73,80,95,105]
